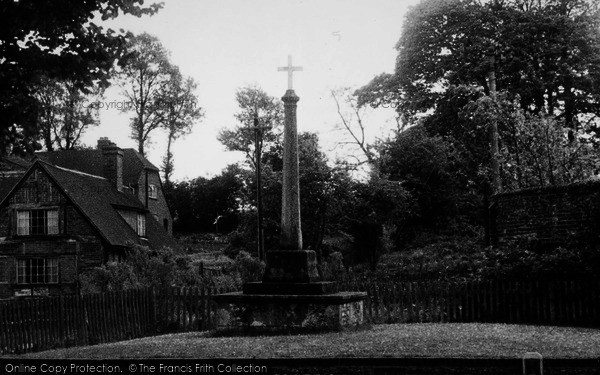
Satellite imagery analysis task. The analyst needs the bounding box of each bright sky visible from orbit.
[82,0,420,181]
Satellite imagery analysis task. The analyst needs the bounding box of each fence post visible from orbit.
[523,352,543,375]
[151,288,157,333]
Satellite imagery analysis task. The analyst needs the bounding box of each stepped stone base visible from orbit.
[213,250,368,335]
[243,281,336,295]
[213,292,367,335]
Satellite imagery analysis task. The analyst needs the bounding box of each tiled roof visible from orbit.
[1,154,176,251]
[40,162,176,250]
[0,156,30,169]
[34,149,159,186]
[146,214,180,250]
[41,162,144,247]
[0,175,22,203]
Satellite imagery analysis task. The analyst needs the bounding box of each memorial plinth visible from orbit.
[213,290,367,335]
[214,247,367,334]
[214,57,367,335]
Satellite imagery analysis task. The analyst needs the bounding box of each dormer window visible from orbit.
[137,213,146,237]
[16,209,59,236]
[148,184,157,199]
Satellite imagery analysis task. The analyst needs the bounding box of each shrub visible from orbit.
[235,251,265,283]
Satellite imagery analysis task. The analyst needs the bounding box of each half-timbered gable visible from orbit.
[0,159,177,299]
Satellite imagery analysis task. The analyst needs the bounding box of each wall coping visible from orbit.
[492,179,600,199]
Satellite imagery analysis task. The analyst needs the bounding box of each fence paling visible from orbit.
[2,281,600,355]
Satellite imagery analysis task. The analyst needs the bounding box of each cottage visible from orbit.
[0,139,177,299]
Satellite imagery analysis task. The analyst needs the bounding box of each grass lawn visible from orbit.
[15,323,600,359]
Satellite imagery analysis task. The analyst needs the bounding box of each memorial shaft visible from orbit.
[280,90,302,250]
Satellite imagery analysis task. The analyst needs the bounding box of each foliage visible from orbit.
[79,245,203,293]
[478,234,600,281]
[229,132,359,255]
[343,176,413,269]
[374,225,486,281]
[493,100,600,189]
[0,0,162,155]
[79,243,271,292]
[234,250,265,283]
[120,33,174,156]
[160,68,203,184]
[33,76,102,151]
[166,164,247,233]
[318,251,346,281]
[217,85,283,169]
[378,125,481,237]
[355,226,600,282]
[358,0,600,133]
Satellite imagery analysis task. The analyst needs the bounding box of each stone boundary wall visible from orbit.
[491,181,600,246]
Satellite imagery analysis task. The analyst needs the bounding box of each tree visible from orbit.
[464,93,600,190]
[330,88,379,170]
[34,77,102,151]
[166,164,247,233]
[358,0,600,132]
[378,125,479,236]
[160,69,204,185]
[0,0,162,155]
[245,132,357,254]
[217,85,284,169]
[120,33,174,156]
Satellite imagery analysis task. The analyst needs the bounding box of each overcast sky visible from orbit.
[82,0,420,180]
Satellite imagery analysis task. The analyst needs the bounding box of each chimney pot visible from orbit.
[101,143,123,192]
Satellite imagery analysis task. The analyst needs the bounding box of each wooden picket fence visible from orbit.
[0,286,230,355]
[339,279,600,326]
[2,280,600,355]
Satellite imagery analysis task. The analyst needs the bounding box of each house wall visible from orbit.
[139,169,172,235]
[0,167,105,299]
[492,182,600,246]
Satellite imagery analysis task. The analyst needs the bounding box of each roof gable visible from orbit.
[34,148,159,186]
[42,162,146,247]
[0,175,22,203]
[1,159,176,251]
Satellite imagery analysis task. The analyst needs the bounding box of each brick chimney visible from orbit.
[98,138,123,192]
[97,137,112,150]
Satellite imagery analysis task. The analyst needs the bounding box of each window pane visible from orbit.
[137,214,146,237]
[30,210,45,235]
[148,185,157,199]
[31,258,44,284]
[17,211,29,235]
[17,259,27,284]
[46,259,58,283]
[15,258,58,284]
[47,210,59,235]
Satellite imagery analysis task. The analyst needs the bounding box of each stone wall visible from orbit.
[492,181,600,246]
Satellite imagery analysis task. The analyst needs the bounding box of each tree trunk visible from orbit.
[164,130,174,184]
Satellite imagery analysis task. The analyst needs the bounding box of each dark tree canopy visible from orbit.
[0,0,162,155]
[358,0,600,132]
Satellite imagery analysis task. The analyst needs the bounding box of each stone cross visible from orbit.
[278,55,303,90]
[278,56,303,251]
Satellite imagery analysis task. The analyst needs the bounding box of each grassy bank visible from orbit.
[15,323,600,359]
